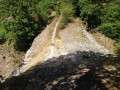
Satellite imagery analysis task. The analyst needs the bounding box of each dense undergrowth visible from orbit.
[0,0,120,54]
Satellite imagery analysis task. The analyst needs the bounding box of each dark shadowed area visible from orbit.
[0,51,120,90]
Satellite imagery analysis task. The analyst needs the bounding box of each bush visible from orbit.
[36,0,54,22]
[0,22,6,40]
[97,0,120,54]
[13,59,19,65]
[78,0,102,29]
[99,21,120,40]
[99,0,120,40]
[0,16,39,51]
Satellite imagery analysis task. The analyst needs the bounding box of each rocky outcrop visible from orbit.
[82,28,109,54]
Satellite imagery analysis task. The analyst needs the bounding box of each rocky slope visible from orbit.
[6,18,112,78]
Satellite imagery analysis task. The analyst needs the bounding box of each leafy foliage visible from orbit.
[0,0,39,51]
[78,0,103,28]
[98,0,120,55]
[0,15,39,51]
[36,0,52,22]
[99,0,120,40]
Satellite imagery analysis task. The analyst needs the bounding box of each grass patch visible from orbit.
[13,60,19,65]
[56,31,61,39]
[49,29,54,36]
[56,34,61,39]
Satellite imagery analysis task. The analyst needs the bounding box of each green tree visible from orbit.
[78,0,103,28]
[0,0,39,51]
[0,15,39,51]
[99,0,120,40]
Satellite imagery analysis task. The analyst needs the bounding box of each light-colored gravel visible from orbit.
[59,19,110,55]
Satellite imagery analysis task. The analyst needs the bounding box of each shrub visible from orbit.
[99,21,120,40]
[99,0,120,40]
[0,15,39,51]
[13,59,19,65]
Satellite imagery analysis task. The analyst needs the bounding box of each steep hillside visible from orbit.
[5,17,113,78]
[1,17,120,90]
[0,0,119,89]
[0,17,115,80]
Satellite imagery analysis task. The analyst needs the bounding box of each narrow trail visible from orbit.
[49,15,62,58]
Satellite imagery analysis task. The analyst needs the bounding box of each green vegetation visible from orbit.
[114,42,120,56]
[78,0,102,28]
[49,29,54,36]
[0,0,120,54]
[13,59,19,65]
[60,0,75,28]
[99,0,120,41]
[0,0,40,51]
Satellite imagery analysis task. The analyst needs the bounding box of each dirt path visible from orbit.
[49,15,62,58]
